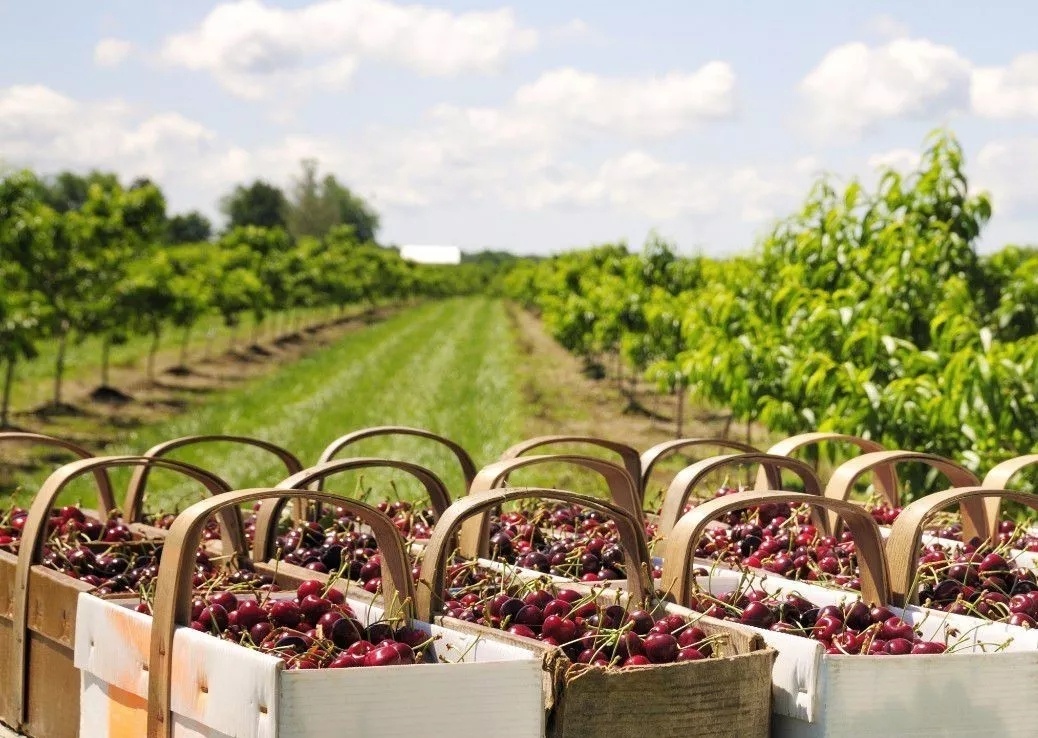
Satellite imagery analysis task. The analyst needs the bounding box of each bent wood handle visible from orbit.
[147,488,413,738]
[657,453,824,537]
[758,433,895,502]
[499,435,641,497]
[316,426,477,490]
[416,487,655,622]
[462,454,641,558]
[660,490,890,607]
[982,455,1038,540]
[824,451,981,533]
[11,455,238,728]
[0,431,114,513]
[252,457,452,560]
[640,437,758,496]
[887,487,1038,606]
[124,434,303,522]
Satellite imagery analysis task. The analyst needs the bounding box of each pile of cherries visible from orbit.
[868,502,1038,552]
[683,587,949,655]
[692,498,862,590]
[442,578,721,666]
[1,504,138,551]
[1,504,273,595]
[485,504,637,581]
[3,505,153,594]
[138,578,431,669]
[915,543,1038,625]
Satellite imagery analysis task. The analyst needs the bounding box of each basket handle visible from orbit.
[498,435,641,496]
[656,453,824,537]
[0,431,114,513]
[147,488,413,738]
[252,457,452,560]
[660,490,890,607]
[640,437,758,497]
[123,434,303,522]
[824,450,981,532]
[981,455,1038,540]
[886,487,1035,606]
[758,432,895,502]
[10,455,238,728]
[415,487,655,621]
[461,454,640,558]
[316,426,477,490]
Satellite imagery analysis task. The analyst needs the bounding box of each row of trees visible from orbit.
[0,164,492,426]
[502,131,1038,490]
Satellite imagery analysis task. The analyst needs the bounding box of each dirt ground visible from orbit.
[506,303,755,446]
[2,300,770,494]
[0,306,396,476]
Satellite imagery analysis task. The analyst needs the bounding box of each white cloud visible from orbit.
[547,18,594,42]
[159,0,538,100]
[975,137,1038,214]
[802,37,1038,138]
[0,85,216,184]
[426,62,736,154]
[94,37,134,67]
[798,38,973,138]
[867,147,921,171]
[866,14,909,40]
[511,151,722,219]
[972,52,1038,118]
[512,64,736,136]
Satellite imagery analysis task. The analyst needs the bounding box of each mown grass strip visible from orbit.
[6,297,525,510]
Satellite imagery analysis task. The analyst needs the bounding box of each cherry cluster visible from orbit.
[138,579,431,669]
[694,502,861,590]
[683,588,948,655]
[916,544,1038,625]
[485,503,669,581]
[869,502,1038,553]
[443,580,719,666]
[486,505,628,581]
[1,505,137,551]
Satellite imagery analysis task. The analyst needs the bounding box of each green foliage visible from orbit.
[0,165,481,407]
[220,179,289,231]
[503,131,1038,492]
[284,158,380,242]
[166,211,213,244]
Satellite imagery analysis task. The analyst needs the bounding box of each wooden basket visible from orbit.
[418,486,776,738]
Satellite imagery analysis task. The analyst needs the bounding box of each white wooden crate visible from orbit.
[74,593,545,738]
[687,568,1038,737]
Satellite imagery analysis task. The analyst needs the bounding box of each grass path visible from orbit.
[4,296,770,511]
[9,307,331,413]
[17,297,523,510]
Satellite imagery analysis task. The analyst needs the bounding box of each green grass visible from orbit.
[9,297,526,511]
[9,306,331,411]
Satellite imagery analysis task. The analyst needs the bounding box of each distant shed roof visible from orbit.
[400,244,462,265]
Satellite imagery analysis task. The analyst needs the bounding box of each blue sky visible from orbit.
[1,1,1036,255]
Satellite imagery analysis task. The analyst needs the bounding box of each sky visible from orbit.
[1,1,1036,257]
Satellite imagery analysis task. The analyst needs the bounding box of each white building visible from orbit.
[399,244,462,265]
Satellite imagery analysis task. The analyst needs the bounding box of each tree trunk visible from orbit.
[228,323,237,351]
[100,336,111,387]
[53,326,68,407]
[615,352,623,392]
[746,418,752,445]
[675,386,686,439]
[1,356,15,427]
[722,413,734,440]
[147,329,161,380]
[203,329,214,360]
[252,317,261,346]
[179,325,192,367]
